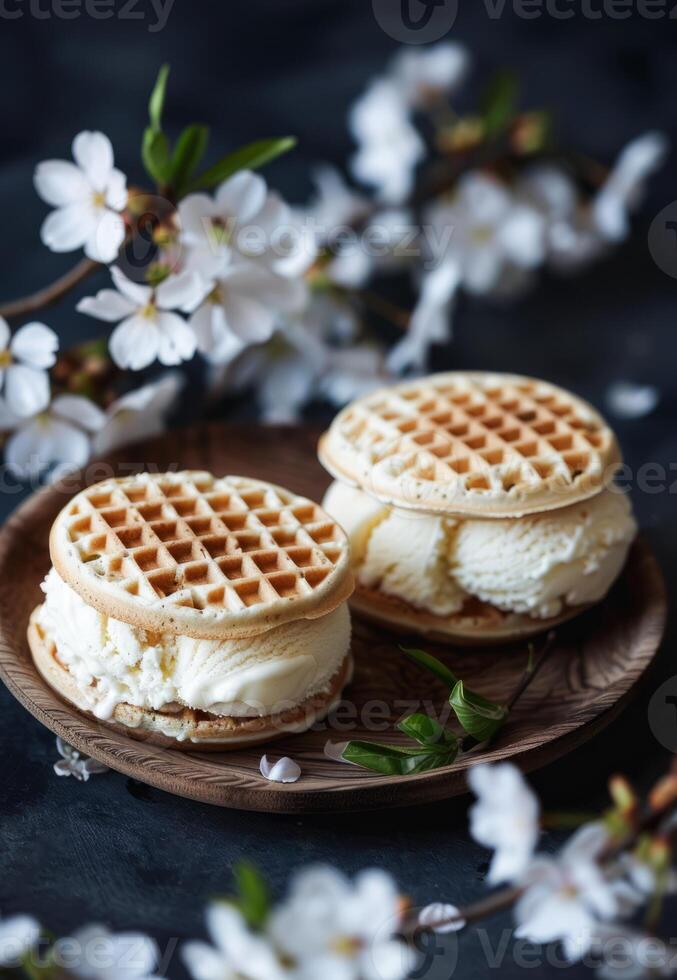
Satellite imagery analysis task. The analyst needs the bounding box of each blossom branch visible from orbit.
[0,257,100,321]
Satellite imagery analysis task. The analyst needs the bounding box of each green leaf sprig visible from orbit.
[334,634,556,777]
[141,65,296,200]
[215,861,270,930]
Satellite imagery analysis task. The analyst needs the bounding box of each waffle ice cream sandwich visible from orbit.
[29,471,354,748]
[319,372,637,643]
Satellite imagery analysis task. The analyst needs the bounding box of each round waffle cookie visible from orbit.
[319,372,621,518]
[49,471,353,640]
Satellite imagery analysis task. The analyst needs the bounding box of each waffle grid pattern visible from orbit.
[60,474,347,616]
[327,375,617,510]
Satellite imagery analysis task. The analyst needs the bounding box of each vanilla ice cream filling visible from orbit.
[323,482,637,620]
[39,569,351,721]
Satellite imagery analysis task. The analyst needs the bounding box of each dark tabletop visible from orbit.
[1,2,676,977]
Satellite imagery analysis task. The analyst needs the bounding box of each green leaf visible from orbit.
[450,680,508,743]
[481,69,519,137]
[148,63,170,133]
[400,646,458,692]
[233,861,270,929]
[342,740,457,776]
[187,137,297,193]
[142,126,170,184]
[397,713,458,749]
[169,124,210,195]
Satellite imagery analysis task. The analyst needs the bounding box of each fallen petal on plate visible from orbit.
[606,381,659,419]
[418,902,467,933]
[259,755,301,783]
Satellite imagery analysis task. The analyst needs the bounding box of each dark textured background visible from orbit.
[1,2,676,977]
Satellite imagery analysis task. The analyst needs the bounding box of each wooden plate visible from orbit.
[0,424,667,813]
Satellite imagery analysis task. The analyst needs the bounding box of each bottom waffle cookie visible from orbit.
[29,609,353,751]
[350,585,586,645]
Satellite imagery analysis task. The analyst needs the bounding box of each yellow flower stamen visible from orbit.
[92,191,106,208]
[0,350,12,368]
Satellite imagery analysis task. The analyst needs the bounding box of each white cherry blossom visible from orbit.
[268,866,414,980]
[179,170,315,280]
[514,823,625,962]
[593,132,668,242]
[390,42,470,108]
[34,131,128,263]
[350,79,425,204]
[189,265,306,364]
[426,172,546,295]
[387,258,460,373]
[53,737,109,782]
[0,394,105,480]
[0,318,58,417]
[182,904,288,980]
[0,912,40,967]
[53,924,164,979]
[92,374,183,455]
[468,763,540,885]
[77,267,206,370]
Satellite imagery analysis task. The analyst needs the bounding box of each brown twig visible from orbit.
[505,631,557,716]
[414,770,677,936]
[0,257,101,321]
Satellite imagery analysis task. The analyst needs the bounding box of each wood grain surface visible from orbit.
[0,423,667,813]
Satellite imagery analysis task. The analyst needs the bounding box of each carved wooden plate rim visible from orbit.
[0,423,667,813]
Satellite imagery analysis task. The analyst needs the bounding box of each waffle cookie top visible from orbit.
[319,372,621,518]
[50,471,353,639]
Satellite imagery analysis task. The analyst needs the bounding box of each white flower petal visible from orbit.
[93,375,182,455]
[77,289,137,323]
[84,209,125,263]
[156,312,197,366]
[216,170,267,225]
[52,395,106,432]
[40,204,94,253]
[182,940,229,980]
[109,316,161,371]
[5,417,90,480]
[10,322,59,369]
[498,205,546,268]
[259,755,301,783]
[178,193,218,240]
[363,939,416,980]
[0,397,20,431]
[391,42,470,107]
[222,293,275,344]
[72,130,115,192]
[110,266,152,305]
[0,317,9,351]
[105,167,128,211]
[606,381,660,420]
[418,903,466,934]
[0,915,40,966]
[156,271,209,313]
[5,365,50,418]
[53,759,73,777]
[34,159,89,207]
